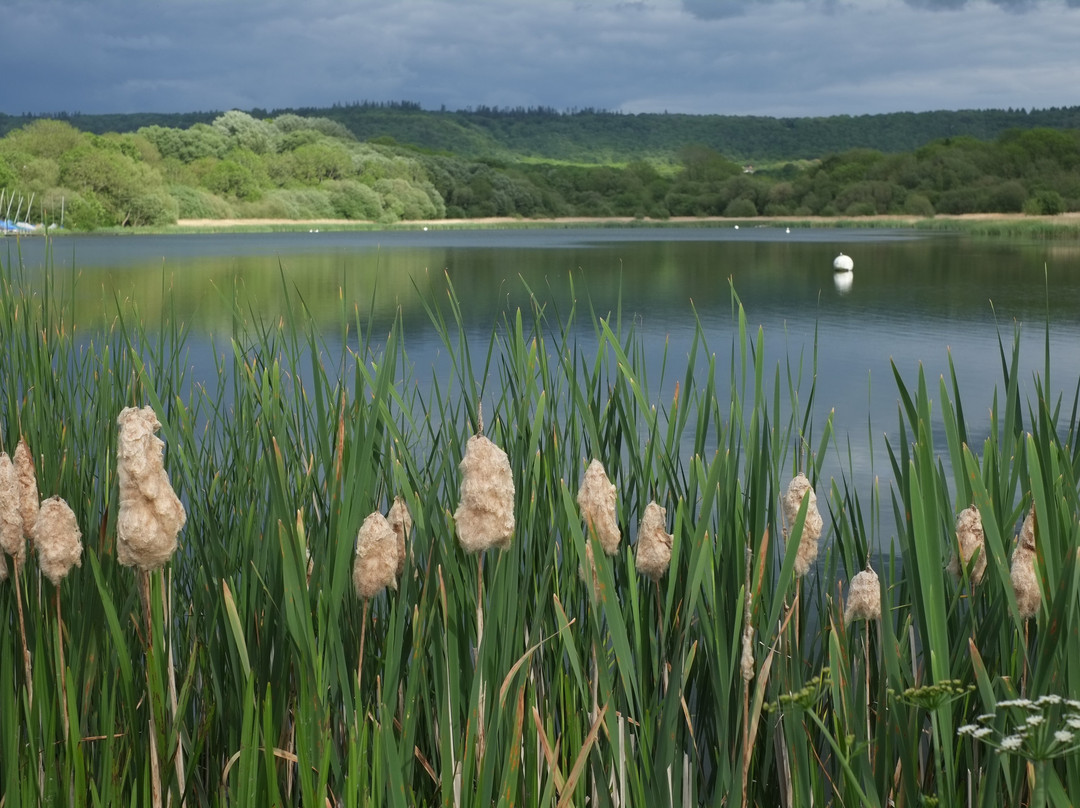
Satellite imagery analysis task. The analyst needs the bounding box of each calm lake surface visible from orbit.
[10,225,1080,533]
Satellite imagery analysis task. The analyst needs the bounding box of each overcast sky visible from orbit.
[2,0,1078,119]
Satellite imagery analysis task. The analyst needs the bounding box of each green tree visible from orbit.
[212,110,277,154]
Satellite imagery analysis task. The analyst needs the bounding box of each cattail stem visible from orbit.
[739,545,753,808]
[357,599,370,698]
[162,567,186,808]
[15,569,33,708]
[140,569,163,808]
[56,588,69,742]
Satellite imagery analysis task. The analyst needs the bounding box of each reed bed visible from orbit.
[2,244,1079,807]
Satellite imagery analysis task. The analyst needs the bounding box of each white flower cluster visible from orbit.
[958,695,1080,761]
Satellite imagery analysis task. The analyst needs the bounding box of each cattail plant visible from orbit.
[0,451,26,574]
[1,448,33,708]
[1011,506,1040,620]
[454,431,515,553]
[32,495,83,742]
[14,438,39,543]
[115,405,187,808]
[844,567,882,624]
[577,458,620,555]
[116,406,187,571]
[352,511,400,600]
[782,473,823,577]
[947,505,986,585]
[353,510,400,699]
[387,495,412,578]
[33,495,83,586]
[635,501,673,581]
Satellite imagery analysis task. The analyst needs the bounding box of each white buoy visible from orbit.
[833,252,854,272]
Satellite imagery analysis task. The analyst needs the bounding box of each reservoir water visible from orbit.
[9,225,1080,538]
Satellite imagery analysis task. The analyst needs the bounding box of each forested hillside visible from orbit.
[1,109,1078,230]
[4,103,1080,163]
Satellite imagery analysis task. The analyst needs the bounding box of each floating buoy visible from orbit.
[833,252,854,272]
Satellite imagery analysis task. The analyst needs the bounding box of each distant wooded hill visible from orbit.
[4,102,1080,163]
[3,108,1078,230]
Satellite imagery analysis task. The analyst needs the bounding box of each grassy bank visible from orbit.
[2,248,1079,807]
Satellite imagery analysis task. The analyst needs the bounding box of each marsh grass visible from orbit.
[2,240,1080,806]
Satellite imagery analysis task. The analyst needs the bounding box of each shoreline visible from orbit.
[169,212,1080,232]
[177,212,1080,229]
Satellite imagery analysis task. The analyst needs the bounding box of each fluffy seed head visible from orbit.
[353,511,399,600]
[1011,506,1040,620]
[844,567,882,624]
[635,501,673,581]
[577,459,620,555]
[948,505,986,585]
[14,439,40,540]
[0,452,25,575]
[33,496,83,585]
[387,495,412,577]
[116,406,187,571]
[454,434,515,553]
[782,473,823,577]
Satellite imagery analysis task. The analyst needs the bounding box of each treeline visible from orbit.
[5,103,1080,163]
[1,111,1078,230]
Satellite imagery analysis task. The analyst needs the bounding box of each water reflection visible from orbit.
[833,269,853,295]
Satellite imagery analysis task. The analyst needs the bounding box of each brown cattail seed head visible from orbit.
[577,459,620,555]
[844,567,882,624]
[454,434,515,553]
[0,452,26,575]
[116,406,187,571]
[14,439,40,540]
[1011,507,1040,620]
[635,501,673,581]
[948,505,986,585]
[783,473,823,577]
[33,496,83,585]
[353,511,399,600]
[387,495,412,578]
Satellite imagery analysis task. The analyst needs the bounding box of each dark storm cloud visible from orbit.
[1,0,1079,118]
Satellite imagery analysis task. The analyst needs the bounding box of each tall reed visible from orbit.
[1,242,1079,807]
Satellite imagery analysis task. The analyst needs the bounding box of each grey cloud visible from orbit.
[904,0,1047,8]
[2,0,1079,118]
[681,0,749,20]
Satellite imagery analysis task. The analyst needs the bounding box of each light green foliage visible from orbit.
[372,177,444,221]
[0,118,86,160]
[324,179,383,220]
[234,187,338,219]
[5,108,1080,228]
[167,183,235,219]
[271,113,355,142]
[56,142,175,226]
[139,123,230,162]
[212,109,278,154]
